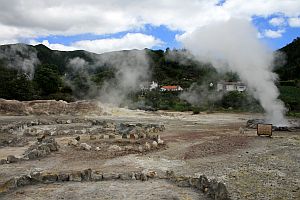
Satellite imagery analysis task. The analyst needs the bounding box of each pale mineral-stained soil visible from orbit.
[2,180,206,200]
[0,110,299,200]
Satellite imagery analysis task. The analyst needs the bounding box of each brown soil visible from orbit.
[184,135,253,159]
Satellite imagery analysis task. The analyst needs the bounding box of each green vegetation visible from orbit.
[0,36,299,115]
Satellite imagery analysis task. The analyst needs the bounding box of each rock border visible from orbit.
[0,169,230,200]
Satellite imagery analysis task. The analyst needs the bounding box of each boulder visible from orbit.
[189,177,199,188]
[119,173,132,180]
[16,175,32,187]
[140,173,148,181]
[69,171,82,182]
[197,175,210,192]
[91,171,103,181]
[0,159,7,164]
[41,172,58,183]
[175,177,190,187]
[27,149,39,159]
[68,139,79,146]
[146,171,157,178]
[75,136,80,141]
[102,173,119,180]
[58,173,70,182]
[7,155,18,163]
[138,146,143,153]
[144,142,151,150]
[81,169,92,181]
[213,182,230,200]
[80,143,92,151]
[95,147,100,151]
[152,141,158,148]
[29,169,43,183]
[90,135,97,140]
[0,178,18,194]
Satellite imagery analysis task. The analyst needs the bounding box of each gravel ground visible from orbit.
[2,180,207,200]
[0,111,299,199]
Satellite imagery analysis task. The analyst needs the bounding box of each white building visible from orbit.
[140,81,159,91]
[217,82,246,92]
[160,85,183,92]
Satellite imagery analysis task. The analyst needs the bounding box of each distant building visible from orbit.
[160,85,183,92]
[140,81,159,91]
[217,82,246,92]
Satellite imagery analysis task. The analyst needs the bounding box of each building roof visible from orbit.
[161,86,179,90]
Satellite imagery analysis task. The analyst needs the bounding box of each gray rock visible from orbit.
[41,173,58,183]
[30,171,42,183]
[7,155,18,163]
[69,171,82,182]
[58,173,70,181]
[47,143,58,151]
[102,173,119,180]
[208,179,219,197]
[197,175,210,192]
[215,182,230,200]
[27,149,38,159]
[140,173,148,181]
[16,175,32,187]
[119,173,132,180]
[2,178,18,192]
[81,169,92,181]
[91,171,103,181]
[80,143,92,151]
[0,159,7,164]
[135,172,142,180]
[189,177,199,188]
[176,177,190,187]
[90,135,96,140]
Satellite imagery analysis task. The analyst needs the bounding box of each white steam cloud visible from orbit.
[66,50,150,106]
[0,44,39,78]
[179,18,288,125]
[95,50,150,105]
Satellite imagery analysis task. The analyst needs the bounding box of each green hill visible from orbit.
[276,37,300,81]
[0,37,299,113]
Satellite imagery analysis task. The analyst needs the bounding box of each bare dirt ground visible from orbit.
[0,110,299,200]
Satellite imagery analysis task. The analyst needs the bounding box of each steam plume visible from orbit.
[95,50,150,106]
[0,44,39,78]
[179,18,287,125]
[67,50,150,105]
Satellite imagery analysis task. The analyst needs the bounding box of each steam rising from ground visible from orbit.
[95,50,150,105]
[67,50,150,106]
[179,18,288,125]
[0,44,39,78]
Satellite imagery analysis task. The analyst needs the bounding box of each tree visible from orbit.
[33,64,62,95]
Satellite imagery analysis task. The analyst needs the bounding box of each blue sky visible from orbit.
[0,0,299,53]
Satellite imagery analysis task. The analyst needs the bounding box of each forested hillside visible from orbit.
[0,37,299,113]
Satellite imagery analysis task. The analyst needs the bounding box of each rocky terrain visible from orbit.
[0,100,299,199]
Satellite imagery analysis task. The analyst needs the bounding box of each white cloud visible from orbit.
[0,0,300,48]
[29,40,77,51]
[288,17,300,27]
[264,29,285,38]
[30,33,163,54]
[269,17,286,26]
[73,33,163,53]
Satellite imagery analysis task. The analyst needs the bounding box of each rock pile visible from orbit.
[246,119,265,129]
[0,99,103,115]
[0,169,230,200]
[23,137,59,160]
[116,123,165,138]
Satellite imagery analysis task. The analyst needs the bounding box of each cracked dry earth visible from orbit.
[0,110,299,200]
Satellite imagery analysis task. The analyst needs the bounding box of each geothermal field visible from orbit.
[0,100,299,200]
